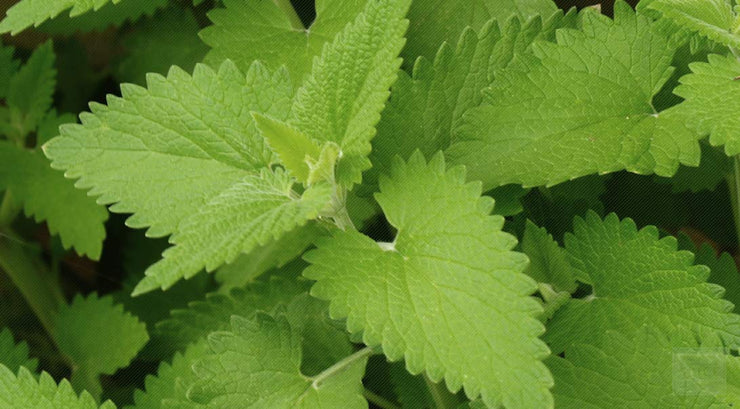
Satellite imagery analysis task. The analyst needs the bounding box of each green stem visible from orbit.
[424,375,459,409]
[311,346,378,388]
[363,389,401,409]
[0,233,61,338]
[272,0,304,30]
[727,156,740,253]
[538,283,571,322]
[0,192,21,228]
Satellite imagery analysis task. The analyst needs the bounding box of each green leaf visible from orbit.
[549,326,740,408]
[657,142,731,193]
[43,60,330,293]
[0,328,37,374]
[253,114,321,184]
[521,220,577,293]
[545,212,740,354]
[37,0,167,35]
[37,110,76,148]
[187,313,368,409]
[126,339,209,409]
[115,8,208,85]
[53,293,149,398]
[0,0,141,34]
[289,0,411,187]
[6,41,56,140]
[403,0,558,63]
[368,11,573,191]
[304,152,552,408]
[0,141,107,258]
[214,224,325,291]
[200,0,366,84]
[670,53,740,156]
[693,244,740,314]
[135,169,332,294]
[448,2,700,189]
[154,270,310,355]
[0,367,116,409]
[643,0,740,50]
[0,44,19,99]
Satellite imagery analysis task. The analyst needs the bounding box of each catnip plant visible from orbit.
[1,0,740,408]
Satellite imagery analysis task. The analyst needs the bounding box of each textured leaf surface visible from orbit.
[0,367,116,409]
[304,152,552,408]
[43,61,329,293]
[403,0,558,63]
[693,244,740,313]
[670,53,740,156]
[549,326,740,408]
[201,0,366,84]
[54,293,149,398]
[0,0,132,34]
[0,141,107,258]
[136,169,332,294]
[115,8,208,85]
[0,328,37,374]
[643,0,740,49]
[188,313,367,409]
[369,12,572,189]
[290,0,410,187]
[448,2,699,189]
[545,212,740,353]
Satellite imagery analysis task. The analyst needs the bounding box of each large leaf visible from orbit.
[304,152,552,408]
[447,2,699,189]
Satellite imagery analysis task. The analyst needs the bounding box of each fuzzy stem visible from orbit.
[363,389,401,409]
[272,0,304,30]
[311,346,378,388]
[424,375,458,409]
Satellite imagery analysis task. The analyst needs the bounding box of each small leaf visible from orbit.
[253,113,320,184]
[0,367,117,409]
[0,328,38,374]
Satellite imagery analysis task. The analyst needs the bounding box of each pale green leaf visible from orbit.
[369,11,574,190]
[304,152,552,408]
[53,293,149,398]
[0,141,107,258]
[545,212,740,354]
[403,0,559,63]
[134,170,332,294]
[693,244,740,313]
[549,326,740,408]
[0,328,37,374]
[253,114,320,184]
[0,0,140,34]
[0,367,116,409]
[187,313,367,409]
[201,0,366,84]
[45,61,292,239]
[115,8,208,85]
[643,0,740,50]
[289,0,410,187]
[43,60,328,294]
[670,53,740,156]
[521,220,577,293]
[448,2,700,189]
[6,41,55,140]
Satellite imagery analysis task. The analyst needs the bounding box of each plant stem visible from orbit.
[311,346,378,388]
[538,283,571,322]
[0,191,21,228]
[363,389,401,409]
[272,0,304,30]
[727,156,740,253]
[0,233,61,338]
[424,375,459,409]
